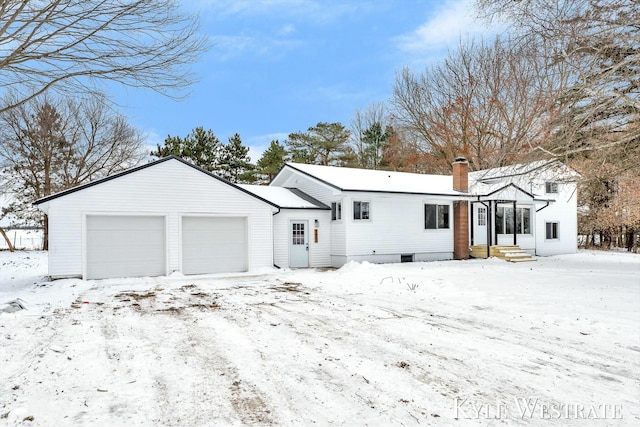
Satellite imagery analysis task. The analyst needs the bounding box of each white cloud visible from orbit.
[278,24,296,36]
[395,0,490,54]
[211,33,303,61]
[246,132,289,161]
[195,0,359,23]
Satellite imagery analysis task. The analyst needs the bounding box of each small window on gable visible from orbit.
[545,182,558,194]
[425,204,449,229]
[353,201,370,220]
[331,202,342,221]
[546,222,559,240]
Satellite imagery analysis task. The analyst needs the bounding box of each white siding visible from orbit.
[341,192,454,264]
[46,160,275,278]
[534,181,578,256]
[273,209,331,268]
[479,166,578,256]
[504,169,578,255]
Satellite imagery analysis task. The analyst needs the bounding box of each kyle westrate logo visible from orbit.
[453,397,623,420]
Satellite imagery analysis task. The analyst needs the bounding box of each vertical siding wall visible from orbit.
[272,210,331,268]
[46,161,275,278]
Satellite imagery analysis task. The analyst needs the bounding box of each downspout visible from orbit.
[272,208,281,268]
[470,201,475,246]
[536,201,550,212]
[494,201,499,254]
[513,201,517,246]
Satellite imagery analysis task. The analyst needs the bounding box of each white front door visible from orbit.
[474,205,488,245]
[289,220,309,268]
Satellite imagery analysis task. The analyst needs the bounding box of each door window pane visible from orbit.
[478,207,486,226]
[292,223,305,245]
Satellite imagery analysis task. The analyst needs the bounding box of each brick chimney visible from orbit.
[452,157,469,260]
[452,156,468,192]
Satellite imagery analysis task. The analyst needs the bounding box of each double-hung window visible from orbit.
[546,222,559,239]
[424,204,449,229]
[353,201,370,220]
[331,202,342,221]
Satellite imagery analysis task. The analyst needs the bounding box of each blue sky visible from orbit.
[113,0,491,160]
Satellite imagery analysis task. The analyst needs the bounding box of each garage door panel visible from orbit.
[86,215,165,279]
[182,216,247,275]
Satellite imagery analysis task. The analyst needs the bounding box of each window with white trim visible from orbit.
[424,204,449,229]
[331,202,342,221]
[546,222,559,239]
[353,201,370,220]
[545,182,558,194]
[495,207,531,234]
[478,207,486,226]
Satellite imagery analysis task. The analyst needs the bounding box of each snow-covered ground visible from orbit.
[0,229,44,251]
[0,251,639,426]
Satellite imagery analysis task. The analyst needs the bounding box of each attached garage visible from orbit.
[86,215,166,279]
[181,216,247,275]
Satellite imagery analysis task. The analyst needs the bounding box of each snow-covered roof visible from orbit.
[284,163,461,195]
[469,159,579,183]
[239,185,329,209]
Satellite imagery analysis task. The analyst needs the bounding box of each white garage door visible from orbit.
[182,216,247,275]
[86,215,166,279]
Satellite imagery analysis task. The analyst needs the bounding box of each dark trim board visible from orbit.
[285,188,330,210]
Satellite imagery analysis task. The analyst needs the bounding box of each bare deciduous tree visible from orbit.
[350,102,388,168]
[476,0,640,174]
[0,0,207,113]
[0,94,145,249]
[392,37,563,173]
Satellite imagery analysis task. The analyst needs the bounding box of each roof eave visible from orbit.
[33,156,280,209]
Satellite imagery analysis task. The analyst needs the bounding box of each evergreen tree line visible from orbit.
[151,120,398,184]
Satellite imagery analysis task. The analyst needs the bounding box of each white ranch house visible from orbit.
[35,157,578,279]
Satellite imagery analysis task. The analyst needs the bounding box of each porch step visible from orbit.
[469,245,536,262]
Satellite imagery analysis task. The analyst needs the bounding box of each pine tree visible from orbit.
[285,122,350,165]
[219,133,255,183]
[151,127,221,172]
[362,122,393,170]
[256,140,288,182]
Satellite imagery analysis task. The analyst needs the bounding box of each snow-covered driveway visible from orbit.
[1,251,639,425]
